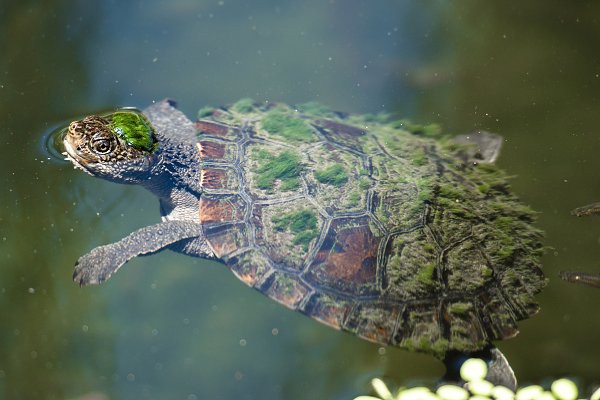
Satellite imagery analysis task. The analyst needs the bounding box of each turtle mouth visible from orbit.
[62,137,95,175]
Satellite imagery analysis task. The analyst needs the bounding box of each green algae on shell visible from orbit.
[63,99,546,365]
[253,149,303,191]
[314,164,348,186]
[260,109,316,142]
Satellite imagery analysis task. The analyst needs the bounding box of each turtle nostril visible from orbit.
[68,121,85,137]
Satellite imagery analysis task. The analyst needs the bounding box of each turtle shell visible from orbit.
[193,100,545,356]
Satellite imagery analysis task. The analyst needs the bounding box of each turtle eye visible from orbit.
[91,138,113,154]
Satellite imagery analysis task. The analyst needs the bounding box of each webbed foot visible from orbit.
[73,244,122,285]
[72,220,204,286]
[571,202,600,217]
[453,131,503,164]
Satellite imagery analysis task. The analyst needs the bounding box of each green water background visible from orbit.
[1,1,600,399]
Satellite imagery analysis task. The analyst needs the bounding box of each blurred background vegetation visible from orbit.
[0,1,599,399]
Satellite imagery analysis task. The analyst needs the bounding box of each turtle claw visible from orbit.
[72,260,106,286]
[72,244,123,286]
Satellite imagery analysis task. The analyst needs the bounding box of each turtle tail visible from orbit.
[442,344,517,391]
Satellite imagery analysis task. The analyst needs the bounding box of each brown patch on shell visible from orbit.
[304,217,381,295]
[199,197,243,224]
[204,223,249,259]
[318,119,366,138]
[264,273,310,310]
[197,141,226,159]
[195,120,230,136]
[302,293,352,329]
[321,227,378,282]
[200,168,227,189]
[225,251,272,287]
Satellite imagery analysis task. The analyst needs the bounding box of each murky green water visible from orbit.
[1,1,600,399]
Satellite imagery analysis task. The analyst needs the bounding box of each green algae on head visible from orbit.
[62,108,157,176]
[109,110,156,152]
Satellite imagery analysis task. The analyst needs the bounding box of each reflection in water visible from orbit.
[41,124,68,164]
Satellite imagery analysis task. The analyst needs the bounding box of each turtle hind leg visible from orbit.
[560,202,600,287]
[559,270,600,288]
[441,344,516,391]
[571,202,600,217]
[453,131,503,164]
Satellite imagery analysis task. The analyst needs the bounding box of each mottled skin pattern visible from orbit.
[63,100,545,366]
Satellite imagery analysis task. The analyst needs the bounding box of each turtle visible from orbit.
[61,99,546,388]
[559,202,600,288]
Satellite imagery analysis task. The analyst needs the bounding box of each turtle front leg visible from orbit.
[73,220,204,285]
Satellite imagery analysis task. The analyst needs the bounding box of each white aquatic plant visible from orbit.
[353,358,599,400]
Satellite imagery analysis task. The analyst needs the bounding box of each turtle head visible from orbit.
[63,109,158,183]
